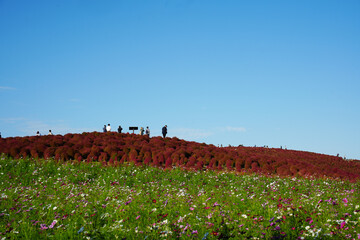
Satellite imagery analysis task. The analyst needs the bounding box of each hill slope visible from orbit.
[0,132,359,181]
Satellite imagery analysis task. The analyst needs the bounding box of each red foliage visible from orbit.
[165,157,172,169]
[0,132,360,181]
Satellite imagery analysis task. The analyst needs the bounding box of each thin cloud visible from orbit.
[172,128,213,140]
[23,120,93,136]
[0,117,26,123]
[0,86,15,90]
[225,126,246,132]
[1,118,93,136]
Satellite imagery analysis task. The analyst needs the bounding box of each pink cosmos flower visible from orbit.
[49,220,57,229]
[136,215,140,220]
[40,224,48,230]
[340,221,346,229]
[190,207,194,211]
[343,198,348,204]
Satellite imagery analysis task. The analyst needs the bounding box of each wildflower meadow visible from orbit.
[1,156,359,239]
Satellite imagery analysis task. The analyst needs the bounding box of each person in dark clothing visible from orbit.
[145,127,150,137]
[103,125,107,133]
[118,125,123,133]
[162,125,167,138]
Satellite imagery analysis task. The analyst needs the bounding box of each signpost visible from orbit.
[129,127,138,134]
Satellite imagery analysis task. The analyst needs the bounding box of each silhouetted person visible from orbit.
[145,126,150,137]
[118,125,123,133]
[103,125,107,133]
[0,132,2,138]
[140,127,144,135]
[48,130,53,135]
[36,131,41,136]
[162,125,167,138]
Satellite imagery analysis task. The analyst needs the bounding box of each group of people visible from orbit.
[102,124,168,138]
[103,124,124,134]
[139,127,151,136]
[32,124,168,138]
[103,124,113,133]
[36,130,53,136]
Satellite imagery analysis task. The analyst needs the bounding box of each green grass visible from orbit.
[0,156,359,239]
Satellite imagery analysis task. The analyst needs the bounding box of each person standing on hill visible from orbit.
[162,125,167,138]
[140,127,144,135]
[106,124,111,132]
[118,125,123,133]
[103,125,107,133]
[145,126,150,137]
[48,130,53,135]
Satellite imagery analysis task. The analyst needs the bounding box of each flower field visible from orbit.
[1,133,360,239]
[0,156,359,239]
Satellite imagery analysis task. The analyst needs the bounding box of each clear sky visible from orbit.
[1,1,359,159]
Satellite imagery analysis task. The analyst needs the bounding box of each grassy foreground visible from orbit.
[0,156,359,239]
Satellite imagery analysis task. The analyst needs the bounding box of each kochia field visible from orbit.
[0,132,359,181]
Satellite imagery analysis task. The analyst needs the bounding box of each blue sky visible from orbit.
[1,1,359,159]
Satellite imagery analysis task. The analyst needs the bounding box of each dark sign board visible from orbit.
[129,126,138,134]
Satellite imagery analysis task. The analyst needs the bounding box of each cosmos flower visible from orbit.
[40,224,48,230]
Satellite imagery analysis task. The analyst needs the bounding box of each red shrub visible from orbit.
[165,157,172,169]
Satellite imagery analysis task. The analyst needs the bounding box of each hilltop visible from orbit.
[0,132,359,181]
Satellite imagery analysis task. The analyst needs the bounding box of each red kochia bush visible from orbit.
[0,132,360,181]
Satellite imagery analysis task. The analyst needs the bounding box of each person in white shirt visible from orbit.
[106,124,111,132]
[145,127,150,137]
[48,130,53,135]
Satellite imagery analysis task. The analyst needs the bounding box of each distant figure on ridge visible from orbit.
[103,125,107,133]
[162,125,167,138]
[36,131,41,136]
[118,125,123,133]
[0,132,2,138]
[106,124,111,132]
[48,130,53,136]
[145,126,150,137]
[140,127,144,135]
